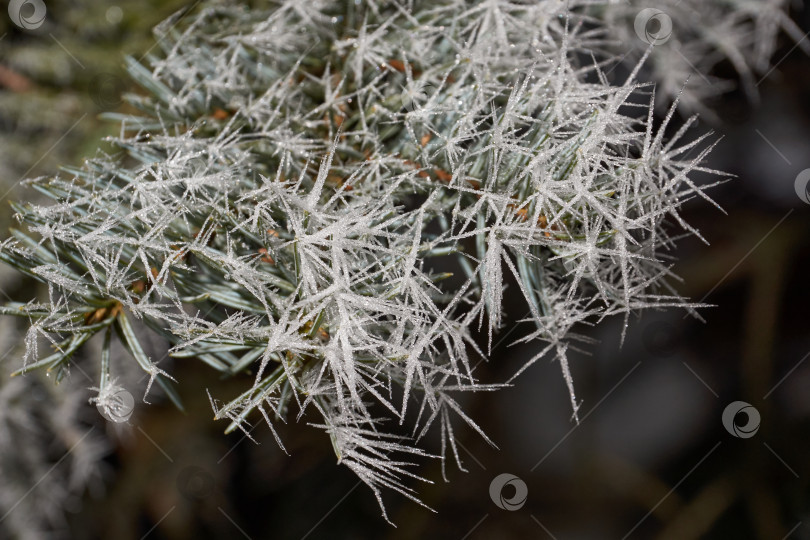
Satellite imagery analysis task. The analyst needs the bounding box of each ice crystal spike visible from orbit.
[3,0,801,520]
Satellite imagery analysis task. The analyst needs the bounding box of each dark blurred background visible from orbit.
[1,1,810,539]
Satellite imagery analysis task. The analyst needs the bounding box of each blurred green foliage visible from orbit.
[0,0,191,211]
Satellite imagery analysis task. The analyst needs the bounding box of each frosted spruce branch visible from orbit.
[594,0,810,117]
[0,0,742,519]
